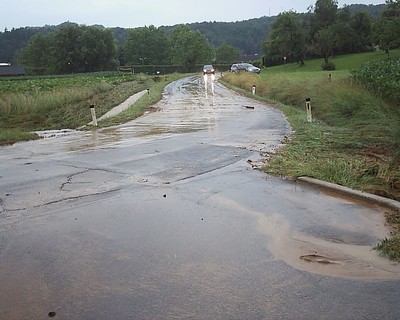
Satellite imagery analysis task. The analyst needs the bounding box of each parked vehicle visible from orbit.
[203,65,215,75]
[230,64,240,73]
[230,63,260,74]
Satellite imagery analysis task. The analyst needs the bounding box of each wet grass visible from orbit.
[221,51,400,260]
[267,50,400,73]
[375,238,400,261]
[0,129,39,145]
[96,73,185,127]
[375,211,400,261]
[0,73,185,145]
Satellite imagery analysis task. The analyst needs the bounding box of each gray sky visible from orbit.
[1,0,385,31]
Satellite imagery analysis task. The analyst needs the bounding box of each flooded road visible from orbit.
[1,75,399,319]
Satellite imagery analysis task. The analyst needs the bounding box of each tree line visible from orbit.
[0,1,397,74]
[263,0,400,68]
[19,24,229,74]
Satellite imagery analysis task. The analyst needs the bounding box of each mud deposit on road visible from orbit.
[214,184,400,281]
[1,75,399,319]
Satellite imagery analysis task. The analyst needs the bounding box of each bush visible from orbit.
[322,62,336,71]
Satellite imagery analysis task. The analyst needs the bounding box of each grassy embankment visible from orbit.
[0,72,184,145]
[222,50,400,260]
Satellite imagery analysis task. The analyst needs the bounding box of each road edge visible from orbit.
[297,176,400,212]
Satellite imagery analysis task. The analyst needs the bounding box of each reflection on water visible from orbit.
[203,74,215,103]
[26,76,222,154]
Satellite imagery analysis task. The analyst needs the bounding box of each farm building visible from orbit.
[0,64,26,76]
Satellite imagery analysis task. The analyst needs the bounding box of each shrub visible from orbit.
[322,62,336,71]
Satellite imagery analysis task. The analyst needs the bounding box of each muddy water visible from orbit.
[1,75,399,319]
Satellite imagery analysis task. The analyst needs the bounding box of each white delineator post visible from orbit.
[306,98,312,123]
[90,104,98,127]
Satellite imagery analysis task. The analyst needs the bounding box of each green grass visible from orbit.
[0,129,38,145]
[96,73,186,127]
[222,49,400,260]
[375,237,400,261]
[265,49,400,73]
[375,210,400,261]
[0,72,143,94]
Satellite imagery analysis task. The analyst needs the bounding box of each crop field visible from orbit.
[0,72,139,94]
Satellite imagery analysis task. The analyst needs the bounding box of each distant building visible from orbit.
[0,64,26,76]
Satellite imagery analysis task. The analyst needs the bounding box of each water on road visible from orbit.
[0,75,399,319]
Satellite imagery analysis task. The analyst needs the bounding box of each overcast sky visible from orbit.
[1,0,385,31]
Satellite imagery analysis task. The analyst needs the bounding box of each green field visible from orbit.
[0,72,140,94]
[266,50,400,73]
[222,49,400,260]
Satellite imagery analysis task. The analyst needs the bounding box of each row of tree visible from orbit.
[12,1,400,74]
[263,0,400,67]
[20,24,240,74]
[21,25,117,73]
[0,3,385,66]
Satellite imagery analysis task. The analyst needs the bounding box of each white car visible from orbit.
[230,63,260,74]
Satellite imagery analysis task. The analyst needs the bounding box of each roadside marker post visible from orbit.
[252,84,256,95]
[90,104,98,127]
[306,98,312,123]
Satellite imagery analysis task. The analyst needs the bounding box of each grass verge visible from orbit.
[221,53,400,260]
[96,73,185,127]
[0,129,39,145]
[375,210,400,261]
[0,73,186,145]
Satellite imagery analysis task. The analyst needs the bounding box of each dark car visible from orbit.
[203,65,215,75]
[230,63,260,74]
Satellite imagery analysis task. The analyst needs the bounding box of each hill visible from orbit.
[0,4,386,64]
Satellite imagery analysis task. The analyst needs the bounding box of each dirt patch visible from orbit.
[217,196,400,280]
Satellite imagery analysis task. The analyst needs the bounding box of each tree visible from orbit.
[373,0,400,57]
[0,27,44,63]
[314,0,339,30]
[52,25,83,73]
[78,27,118,72]
[124,25,168,66]
[263,11,307,66]
[316,27,337,63]
[20,33,54,72]
[168,25,214,71]
[350,11,373,52]
[215,44,239,63]
[49,25,118,73]
[330,21,357,54]
[20,25,118,74]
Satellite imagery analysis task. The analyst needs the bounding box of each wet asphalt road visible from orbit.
[0,75,399,319]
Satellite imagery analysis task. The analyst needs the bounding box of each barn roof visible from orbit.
[0,66,26,76]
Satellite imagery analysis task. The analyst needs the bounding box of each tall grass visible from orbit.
[226,54,400,258]
[0,129,38,145]
[222,51,400,201]
[0,83,113,130]
[0,73,185,145]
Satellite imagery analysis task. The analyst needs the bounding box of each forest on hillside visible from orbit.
[0,3,386,66]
